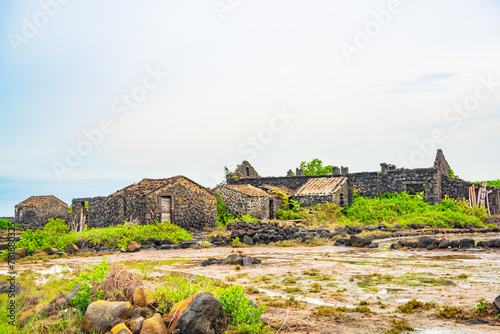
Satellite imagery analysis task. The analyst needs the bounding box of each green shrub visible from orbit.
[6,220,191,257]
[0,218,17,230]
[219,286,269,333]
[70,257,110,314]
[217,193,234,228]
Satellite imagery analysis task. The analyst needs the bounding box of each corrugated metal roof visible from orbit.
[16,195,67,208]
[261,184,295,197]
[223,184,273,197]
[294,177,347,196]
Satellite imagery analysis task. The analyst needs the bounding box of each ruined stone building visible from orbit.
[15,195,68,229]
[214,184,281,219]
[72,176,217,230]
[226,150,500,215]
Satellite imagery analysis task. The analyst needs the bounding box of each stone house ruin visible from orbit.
[72,176,217,230]
[292,177,349,207]
[15,195,68,229]
[214,184,281,219]
[226,150,500,215]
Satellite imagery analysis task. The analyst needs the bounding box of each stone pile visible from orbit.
[201,253,262,267]
[390,236,500,250]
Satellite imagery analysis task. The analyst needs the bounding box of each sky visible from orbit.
[0,0,499,216]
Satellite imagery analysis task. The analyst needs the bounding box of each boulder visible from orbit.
[181,241,196,249]
[111,323,133,334]
[66,244,79,254]
[459,238,475,249]
[222,254,243,265]
[437,238,450,249]
[417,236,436,249]
[164,292,227,334]
[0,281,22,295]
[15,248,27,259]
[140,313,167,334]
[449,240,460,248]
[43,248,59,255]
[19,303,54,327]
[350,235,371,248]
[242,235,254,246]
[132,286,157,308]
[126,315,145,334]
[191,244,202,250]
[82,301,134,333]
[127,242,141,253]
[242,256,254,267]
[66,284,81,305]
[494,295,500,312]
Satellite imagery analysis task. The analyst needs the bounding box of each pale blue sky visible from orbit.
[1,0,499,216]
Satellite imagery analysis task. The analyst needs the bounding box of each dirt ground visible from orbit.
[17,233,500,334]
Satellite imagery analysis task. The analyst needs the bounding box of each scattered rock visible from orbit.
[463,318,489,325]
[0,281,22,295]
[111,323,133,334]
[19,303,54,327]
[242,235,254,246]
[66,284,81,306]
[132,286,157,308]
[164,292,227,334]
[140,313,167,334]
[417,236,436,249]
[222,254,243,266]
[191,244,202,250]
[15,248,27,259]
[66,244,79,254]
[242,256,254,267]
[126,315,145,334]
[43,247,59,255]
[127,242,141,253]
[494,295,500,312]
[350,235,371,248]
[437,238,450,249]
[459,238,475,249]
[82,301,134,333]
[181,241,196,249]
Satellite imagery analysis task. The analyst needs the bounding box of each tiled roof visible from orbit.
[223,184,273,197]
[260,184,295,197]
[294,177,347,196]
[16,195,66,208]
[111,177,179,197]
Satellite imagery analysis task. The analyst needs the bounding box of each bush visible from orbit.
[0,218,17,230]
[4,219,192,258]
[219,286,268,333]
[70,257,110,314]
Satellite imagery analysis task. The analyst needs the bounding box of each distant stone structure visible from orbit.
[226,150,500,215]
[214,184,281,219]
[15,195,68,230]
[227,161,260,179]
[72,176,216,230]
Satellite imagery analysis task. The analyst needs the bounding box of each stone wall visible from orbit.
[17,198,69,230]
[85,178,216,231]
[347,168,439,203]
[228,161,260,178]
[215,186,281,219]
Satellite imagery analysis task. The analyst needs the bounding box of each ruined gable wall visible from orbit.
[148,178,216,230]
[19,198,69,230]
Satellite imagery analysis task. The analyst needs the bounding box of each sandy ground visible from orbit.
[16,233,500,334]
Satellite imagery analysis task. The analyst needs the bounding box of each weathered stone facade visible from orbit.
[227,150,500,214]
[214,184,281,219]
[15,196,69,230]
[227,161,260,179]
[73,176,216,231]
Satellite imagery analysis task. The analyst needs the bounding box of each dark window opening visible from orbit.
[340,193,345,207]
[269,198,274,218]
[246,166,250,177]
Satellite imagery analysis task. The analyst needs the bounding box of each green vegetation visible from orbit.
[216,193,234,228]
[355,273,454,288]
[475,180,500,187]
[344,192,487,228]
[299,158,334,176]
[0,218,16,230]
[276,191,487,229]
[449,168,455,180]
[154,274,269,333]
[70,257,110,314]
[388,319,414,333]
[476,297,489,313]
[1,218,191,258]
[397,299,435,314]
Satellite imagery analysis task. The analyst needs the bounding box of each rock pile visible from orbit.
[201,254,262,267]
[390,236,500,250]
